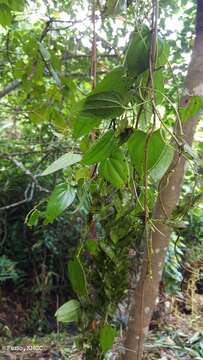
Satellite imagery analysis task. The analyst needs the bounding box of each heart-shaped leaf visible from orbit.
[125,27,169,78]
[81,91,125,119]
[128,129,169,176]
[45,183,76,223]
[99,149,128,188]
[82,130,117,165]
[124,26,151,77]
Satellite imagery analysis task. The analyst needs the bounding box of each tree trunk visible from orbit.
[122,2,203,359]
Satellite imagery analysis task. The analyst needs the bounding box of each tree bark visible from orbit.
[122,1,203,359]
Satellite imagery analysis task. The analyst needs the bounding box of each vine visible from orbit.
[23,1,203,358]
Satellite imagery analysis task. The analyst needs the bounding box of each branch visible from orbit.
[0,79,22,100]
[0,182,35,211]
[62,53,118,60]
[0,152,49,193]
[0,20,53,100]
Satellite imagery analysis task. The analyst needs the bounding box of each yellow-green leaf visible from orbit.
[100,323,117,353]
[55,300,80,323]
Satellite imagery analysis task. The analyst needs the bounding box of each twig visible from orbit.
[0,152,49,193]
[0,182,35,211]
[96,34,122,59]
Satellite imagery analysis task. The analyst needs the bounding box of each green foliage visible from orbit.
[0,255,20,282]
[0,0,202,357]
[180,96,203,122]
[26,208,41,227]
[73,115,101,139]
[136,68,165,105]
[93,66,131,95]
[127,129,172,178]
[55,299,80,323]
[124,26,151,77]
[0,0,25,27]
[68,257,88,300]
[82,130,117,165]
[41,153,82,176]
[150,144,174,182]
[0,4,12,27]
[45,183,76,224]
[103,0,127,17]
[99,149,128,188]
[81,91,125,119]
[99,323,117,353]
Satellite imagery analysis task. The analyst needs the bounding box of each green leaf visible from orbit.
[136,68,165,105]
[0,4,12,27]
[103,0,127,17]
[26,209,41,227]
[81,91,125,119]
[68,257,88,299]
[73,70,131,138]
[93,66,131,95]
[128,129,168,176]
[82,130,117,165]
[156,39,170,67]
[45,183,76,224]
[150,145,174,182]
[109,223,130,244]
[10,0,25,12]
[73,115,101,139]
[100,323,117,353]
[86,239,99,255]
[125,28,169,78]
[180,96,203,122]
[99,242,117,264]
[75,167,90,182]
[153,69,165,104]
[55,299,80,323]
[124,26,151,77]
[134,188,156,215]
[99,149,128,188]
[127,130,145,174]
[41,153,82,176]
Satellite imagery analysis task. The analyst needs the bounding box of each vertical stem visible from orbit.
[91,0,97,90]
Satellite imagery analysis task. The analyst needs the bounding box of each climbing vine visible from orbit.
[20,0,203,358]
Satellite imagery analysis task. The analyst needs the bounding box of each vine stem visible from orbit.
[91,0,97,90]
[139,0,159,358]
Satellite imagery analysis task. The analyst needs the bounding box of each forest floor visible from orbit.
[0,295,203,359]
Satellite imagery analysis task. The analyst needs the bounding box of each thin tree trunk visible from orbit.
[122,1,203,359]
